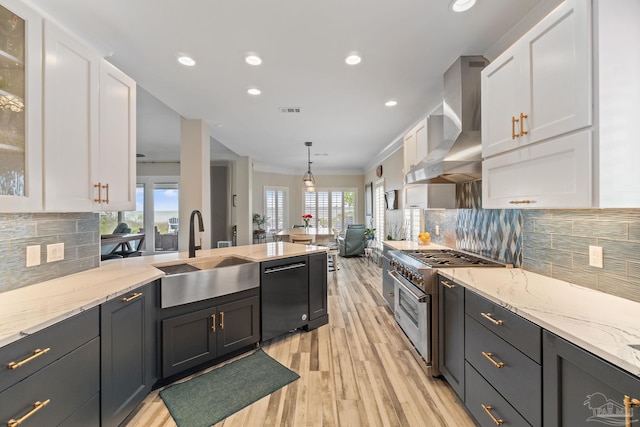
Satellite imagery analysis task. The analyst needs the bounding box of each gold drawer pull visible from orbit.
[220,312,225,330]
[102,183,110,204]
[482,351,505,368]
[481,404,504,425]
[8,348,51,370]
[93,182,102,203]
[211,314,216,332]
[625,395,640,427]
[121,292,143,303]
[511,116,519,140]
[7,399,51,427]
[481,312,504,326]
[509,200,534,205]
[441,280,455,289]
[519,112,528,137]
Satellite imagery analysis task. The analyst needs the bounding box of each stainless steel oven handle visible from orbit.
[387,271,428,303]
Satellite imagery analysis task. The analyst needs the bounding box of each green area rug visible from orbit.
[159,349,299,427]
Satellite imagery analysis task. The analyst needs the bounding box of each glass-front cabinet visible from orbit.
[0,0,42,211]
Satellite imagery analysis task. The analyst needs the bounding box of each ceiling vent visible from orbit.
[279,107,302,113]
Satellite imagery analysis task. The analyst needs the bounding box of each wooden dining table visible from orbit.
[275,227,335,245]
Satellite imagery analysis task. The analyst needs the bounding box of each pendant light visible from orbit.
[302,141,315,186]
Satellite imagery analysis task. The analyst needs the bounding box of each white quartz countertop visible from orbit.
[0,242,326,348]
[438,268,640,377]
[382,240,451,251]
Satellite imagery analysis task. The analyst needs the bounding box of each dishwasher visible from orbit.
[261,255,309,341]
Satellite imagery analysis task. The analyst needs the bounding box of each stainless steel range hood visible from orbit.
[406,56,489,184]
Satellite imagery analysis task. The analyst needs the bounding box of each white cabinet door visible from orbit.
[524,0,591,145]
[403,130,416,176]
[481,0,591,158]
[98,59,136,211]
[482,130,592,209]
[404,183,455,209]
[43,20,100,212]
[403,118,427,175]
[0,0,43,212]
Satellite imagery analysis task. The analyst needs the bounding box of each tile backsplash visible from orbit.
[424,207,640,303]
[0,213,99,293]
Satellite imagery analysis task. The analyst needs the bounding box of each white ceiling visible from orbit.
[27,0,560,175]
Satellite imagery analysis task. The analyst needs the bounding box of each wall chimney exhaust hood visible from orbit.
[406,56,489,184]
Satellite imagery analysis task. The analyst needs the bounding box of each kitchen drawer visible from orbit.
[0,307,99,393]
[0,337,100,427]
[59,393,99,427]
[466,315,541,426]
[465,290,541,363]
[465,362,532,427]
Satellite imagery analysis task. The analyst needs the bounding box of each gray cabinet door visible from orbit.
[101,281,158,427]
[162,306,217,378]
[308,252,328,322]
[381,254,394,310]
[438,276,465,400]
[217,296,260,356]
[543,331,640,427]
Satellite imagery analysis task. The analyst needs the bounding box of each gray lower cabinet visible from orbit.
[438,276,465,400]
[307,252,329,329]
[101,281,158,427]
[381,245,394,310]
[0,308,100,427]
[543,331,640,427]
[162,292,260,378]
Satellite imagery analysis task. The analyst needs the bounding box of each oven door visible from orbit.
[389,271,430,362]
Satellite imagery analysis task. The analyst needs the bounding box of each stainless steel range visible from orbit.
[386,248,505,376]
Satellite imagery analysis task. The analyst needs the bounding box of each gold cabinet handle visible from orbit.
[482,351,505,368]
[220,312,225,330]
[519,112,528,137]
[481,404,504,425]
[511,116,519,139]
[387,292,394,297]
[7,399,51,427]
[481,312,504,326]
[102,183,109,204]
[625,395,640,427]
[509,200,535,205]
[93,182,102,203]
[121,292,143,303]
[7,348,51,370]
[211,314,216,332]
[441,280,455,289]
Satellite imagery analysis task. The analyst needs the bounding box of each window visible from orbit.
[404,208,422,242]
[303,189,356,232]
[264,187,288,230]
[374,180,385,244]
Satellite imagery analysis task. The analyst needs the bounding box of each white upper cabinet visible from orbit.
[43,21,136,212]
[482,0,640,208]
[482,0,591,158]
[403,118,427,175]
[43,20,100,211]
[98,59,136,212]
[0,0,42,212]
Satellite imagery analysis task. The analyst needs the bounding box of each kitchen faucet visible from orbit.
[189,210,204,258]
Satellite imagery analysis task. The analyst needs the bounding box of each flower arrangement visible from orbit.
[302,214,313,228]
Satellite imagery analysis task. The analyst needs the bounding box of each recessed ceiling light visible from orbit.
[345,54,362,65]
[247,87,261,96]
[177,55,196,66]
[450,0,476,12]
[245,54,262,66]
[385,100,398,107]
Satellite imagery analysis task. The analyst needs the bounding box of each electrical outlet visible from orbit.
[589,245,603,268]
[47,243,64,263]
[435,225,440,236]
[26,245,41,267]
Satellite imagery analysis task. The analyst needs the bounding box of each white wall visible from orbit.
[363,147,405,235]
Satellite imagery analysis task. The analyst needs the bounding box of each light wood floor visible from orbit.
[127,256,475,426]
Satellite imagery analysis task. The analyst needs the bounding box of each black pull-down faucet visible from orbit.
[189,210,204,258]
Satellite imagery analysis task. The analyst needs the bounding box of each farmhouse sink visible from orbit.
[156,256,259,308]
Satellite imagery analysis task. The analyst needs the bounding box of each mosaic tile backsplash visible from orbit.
[0,213,100,293]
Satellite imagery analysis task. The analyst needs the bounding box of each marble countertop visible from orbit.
[438,268,640,377]
[0,242,326,348]
[382,240,450,251]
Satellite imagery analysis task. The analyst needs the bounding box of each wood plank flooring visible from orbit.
[126,256,475,426]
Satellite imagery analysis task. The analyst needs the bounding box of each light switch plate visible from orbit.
[589,245,603,268]
[47,243,64,263]
[26,245,41,267]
